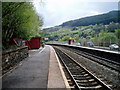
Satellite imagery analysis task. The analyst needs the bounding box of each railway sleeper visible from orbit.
[78,82,100,87]
[78,85,102,89]
[77,81,98,86]
[76,79,96,83]
[74,76,92,80]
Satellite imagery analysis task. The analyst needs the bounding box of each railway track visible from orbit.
[60,46,120,72]
[54,47,112,90]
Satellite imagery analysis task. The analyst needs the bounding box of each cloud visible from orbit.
[33,0,118,28]
[89,11,103,16]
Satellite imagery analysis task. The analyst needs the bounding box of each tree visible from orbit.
[2,2,43,49]
[115,29,120,45]
[61,36,71,41]
[74,34,80,42]
[99,31,117,46]
[107,22,118,32]
[91,36,100,46]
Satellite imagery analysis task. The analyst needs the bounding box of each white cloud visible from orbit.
[89,11,103,16]
[33,0,118,28]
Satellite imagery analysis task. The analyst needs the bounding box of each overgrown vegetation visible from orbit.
[44,22,120,46]
[2,2,43,50]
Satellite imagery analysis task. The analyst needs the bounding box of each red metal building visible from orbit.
[11,37,41,50]
[29,37,41,49]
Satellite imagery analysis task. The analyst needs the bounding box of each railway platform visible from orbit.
[2,45,69,89]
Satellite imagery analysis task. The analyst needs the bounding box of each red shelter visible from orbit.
[29,37,41,49]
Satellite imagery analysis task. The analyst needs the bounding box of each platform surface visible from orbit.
[2,45,67,88]
[48,46,67,88]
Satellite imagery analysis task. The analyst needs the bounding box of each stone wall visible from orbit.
[2,46,29,74]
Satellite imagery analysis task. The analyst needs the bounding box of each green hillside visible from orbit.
[43,11,120,46]
[61,10,120,27]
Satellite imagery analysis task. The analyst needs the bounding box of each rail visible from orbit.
[54,47,112,90]
[48,44,120,65]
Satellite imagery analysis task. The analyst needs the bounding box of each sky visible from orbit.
[33,0,119,29]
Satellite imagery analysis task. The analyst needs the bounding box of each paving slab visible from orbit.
[2,46,50,88]
[47,46,69,88]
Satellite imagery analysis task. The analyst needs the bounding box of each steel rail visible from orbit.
[62,46,120,72]
[55,48,80,90]
[48,44,120,64]
[54,47,112,90]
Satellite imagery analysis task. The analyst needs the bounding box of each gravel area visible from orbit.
[54,46,120,90]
